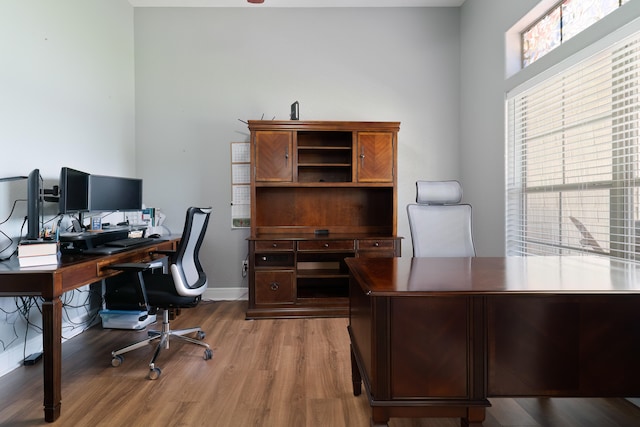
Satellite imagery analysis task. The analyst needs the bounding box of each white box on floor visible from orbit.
[99,310,156,330]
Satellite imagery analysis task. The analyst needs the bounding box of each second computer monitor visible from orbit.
[89,175,143,212]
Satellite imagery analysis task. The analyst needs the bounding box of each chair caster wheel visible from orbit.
[148,367,162,380]
[111,355,124,367]
[204,349,213,360]
[196,331,206,340]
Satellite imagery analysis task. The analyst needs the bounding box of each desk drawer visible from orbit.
[298,240,354,251]
[255,240,294,251]
[255,270,295,304]
[255,252,294,268]
[357,239,396,251]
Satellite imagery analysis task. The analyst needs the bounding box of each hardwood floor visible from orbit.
[0,300,639,426]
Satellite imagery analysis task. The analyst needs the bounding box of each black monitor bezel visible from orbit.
[26,169,41,240]
[88,174,143,212]
[58,167,90,214]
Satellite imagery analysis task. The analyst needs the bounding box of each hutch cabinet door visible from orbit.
[255,131,293,182]
[356,132,394,182]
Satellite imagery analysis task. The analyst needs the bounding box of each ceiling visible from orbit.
[128,0,466,7]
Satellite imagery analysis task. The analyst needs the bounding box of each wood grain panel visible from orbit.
[390,297,469,398]
[488,295,640,396]
[255,131,293,182]
[357,132,394,183]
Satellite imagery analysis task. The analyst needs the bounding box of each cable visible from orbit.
[0,300,22,352]
[0,199,26,259]
[0,288,103,358]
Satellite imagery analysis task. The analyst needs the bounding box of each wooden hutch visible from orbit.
[246,120,401,318]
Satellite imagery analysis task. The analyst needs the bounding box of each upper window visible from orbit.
[522,0,631,67]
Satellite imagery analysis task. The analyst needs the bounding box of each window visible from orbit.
[522,0,631,67]
[507,29,640,259]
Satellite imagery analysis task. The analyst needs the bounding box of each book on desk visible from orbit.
[18,240,60,267]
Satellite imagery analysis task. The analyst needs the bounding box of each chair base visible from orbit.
[111,309,212,379]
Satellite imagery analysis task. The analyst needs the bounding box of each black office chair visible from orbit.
[108,206,213,380]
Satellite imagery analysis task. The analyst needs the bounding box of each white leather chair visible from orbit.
[407,181,476,257]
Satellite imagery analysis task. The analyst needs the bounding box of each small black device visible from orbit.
[24,352,43,366]
[290,101,299,120]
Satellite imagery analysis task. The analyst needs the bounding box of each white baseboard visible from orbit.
[0,335,41,378]
[203,287,248,301]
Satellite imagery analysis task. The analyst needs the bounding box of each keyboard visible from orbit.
[104,237,156,248]
[82,246,128,255]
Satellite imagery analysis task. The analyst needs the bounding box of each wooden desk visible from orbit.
[346,256,640,427]
[0,237,179,423]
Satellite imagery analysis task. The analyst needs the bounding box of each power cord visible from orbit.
[0,199,26,260]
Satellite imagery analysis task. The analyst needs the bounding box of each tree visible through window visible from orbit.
[522,0,630,67]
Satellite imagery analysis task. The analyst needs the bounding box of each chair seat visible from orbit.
[106,272,201,309]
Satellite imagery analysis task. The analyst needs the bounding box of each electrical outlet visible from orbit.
[242,260,249,274]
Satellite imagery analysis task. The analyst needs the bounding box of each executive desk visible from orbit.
[0,237,179,423]
[346,256,640,427]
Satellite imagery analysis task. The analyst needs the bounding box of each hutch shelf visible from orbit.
[246,120,401,319]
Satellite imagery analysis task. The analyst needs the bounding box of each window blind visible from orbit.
[506,29,640,259]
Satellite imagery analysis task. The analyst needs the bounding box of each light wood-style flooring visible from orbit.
[0,301,639,426]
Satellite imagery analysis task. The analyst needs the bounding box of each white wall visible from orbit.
[459,0,539,256]
[1,1,135,181]
[0,0,134,376]
[133,7,462,287]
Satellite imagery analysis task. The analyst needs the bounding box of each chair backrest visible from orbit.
[170,207,212,297]
[406,181,475,257]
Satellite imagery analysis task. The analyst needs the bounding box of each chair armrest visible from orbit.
[106,261,165,313]
[150,249,177,263]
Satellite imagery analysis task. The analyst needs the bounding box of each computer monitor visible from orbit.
[58,167,90,214]
[89,175,143,212]
[26,168,41,240]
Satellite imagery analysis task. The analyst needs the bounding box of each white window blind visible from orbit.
[507,29,640,259]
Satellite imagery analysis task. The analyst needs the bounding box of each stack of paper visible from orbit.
[18,240,60,267]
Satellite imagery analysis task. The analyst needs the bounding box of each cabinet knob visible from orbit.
[323,243,329,248]
[262,256,267,261]
[272,243,278,248]
[270,282,279,291]
[374,242,379,247]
